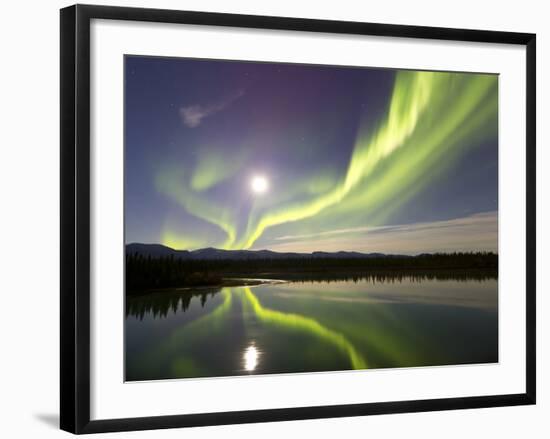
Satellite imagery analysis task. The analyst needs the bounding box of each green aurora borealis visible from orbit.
[125,58,498,253]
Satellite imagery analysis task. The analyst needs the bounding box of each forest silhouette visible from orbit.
[126,251,497,295]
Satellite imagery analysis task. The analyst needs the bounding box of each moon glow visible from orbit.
[251,175,268,194]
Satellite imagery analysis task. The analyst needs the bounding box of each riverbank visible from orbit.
[126,251,498,294]
[126,267,497,297]
[127,277,287,296]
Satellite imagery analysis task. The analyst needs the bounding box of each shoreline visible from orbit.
[127,277,288,297]
[126,268,498,297]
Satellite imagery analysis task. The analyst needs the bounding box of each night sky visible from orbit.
[125,56,498,254]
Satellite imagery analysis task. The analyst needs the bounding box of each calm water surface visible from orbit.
[125,276,497,381]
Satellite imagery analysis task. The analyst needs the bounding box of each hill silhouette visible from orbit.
[127,243,398,260]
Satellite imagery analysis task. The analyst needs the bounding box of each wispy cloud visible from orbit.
[265,211,497,255]
[180,89,244,128]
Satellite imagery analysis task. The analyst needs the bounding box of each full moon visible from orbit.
[251,175,269,194]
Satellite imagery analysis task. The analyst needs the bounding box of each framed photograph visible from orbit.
[60,4,536,434]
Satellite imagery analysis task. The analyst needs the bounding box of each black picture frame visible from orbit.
[60,4,536,434]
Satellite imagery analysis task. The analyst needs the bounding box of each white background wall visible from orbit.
[0,0,547,437]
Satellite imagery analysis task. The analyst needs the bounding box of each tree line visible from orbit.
[126,251,497,294]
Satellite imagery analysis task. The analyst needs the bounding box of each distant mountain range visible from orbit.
[126,243,399,260]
